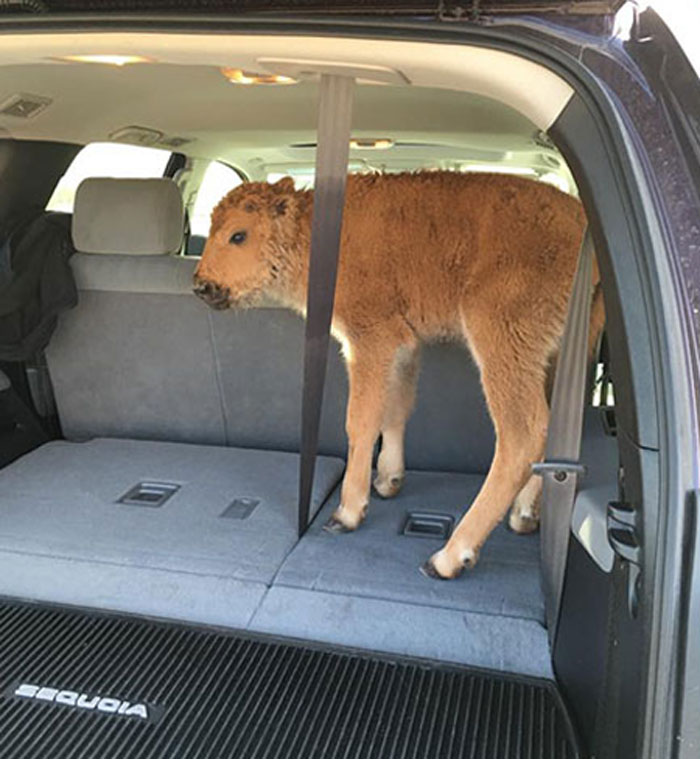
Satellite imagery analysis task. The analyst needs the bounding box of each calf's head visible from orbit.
[194,177,297,309]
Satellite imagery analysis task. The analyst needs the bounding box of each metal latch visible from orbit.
[607,501,642,618]
[532,460,586,484]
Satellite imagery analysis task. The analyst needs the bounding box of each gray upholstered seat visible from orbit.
[47,177,228,445]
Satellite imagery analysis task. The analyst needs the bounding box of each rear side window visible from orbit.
[190,161,243,238]
[267,170,315,191]
[46,142,172,213]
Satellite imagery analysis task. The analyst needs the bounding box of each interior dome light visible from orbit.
[56,54,153,67]
[221,68,297,85]
[350,138,394,150]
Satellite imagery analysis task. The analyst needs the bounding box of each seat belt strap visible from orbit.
[298,74,354,537]
[536,226,595,642]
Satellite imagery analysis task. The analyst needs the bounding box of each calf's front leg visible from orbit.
[325,338,405,532]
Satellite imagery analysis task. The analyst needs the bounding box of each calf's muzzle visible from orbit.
[193,277,231,310]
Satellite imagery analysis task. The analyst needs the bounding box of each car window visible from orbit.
[190,161,243,238]
[592,335,615,408]
[267,171,315,191]
[46,142,172,213]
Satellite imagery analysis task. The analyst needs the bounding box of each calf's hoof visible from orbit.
[323,504,365,534]
[324,516,353,534]
[373,473,404,499]
[419,560,449,580]
[421,546,479,580]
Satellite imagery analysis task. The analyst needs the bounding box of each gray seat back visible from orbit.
[209,308,495,472]
[47,253,228,445]
[47,177,495,472]
[47,178,227,445]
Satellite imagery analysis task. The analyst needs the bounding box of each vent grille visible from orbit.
[0,94,51,119]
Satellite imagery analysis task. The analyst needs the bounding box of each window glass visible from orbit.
[46,142,172,213]
[591,334,615,408]
[266,163,368,191]
[592,362,615,407]
[267,171,315,191]
[190,161,243,237]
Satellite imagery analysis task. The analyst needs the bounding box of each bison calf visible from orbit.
[194,171,603,580]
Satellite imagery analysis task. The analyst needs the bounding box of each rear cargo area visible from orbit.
[0,238,620,684]
[0,238,564,677]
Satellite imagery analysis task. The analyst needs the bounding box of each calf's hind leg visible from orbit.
[374,346,420,499]
[422,317,550,579]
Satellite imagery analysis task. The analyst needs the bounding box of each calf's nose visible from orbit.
[193,277,230,309]
[192,277,211,297]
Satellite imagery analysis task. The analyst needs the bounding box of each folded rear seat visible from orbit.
[0,177,344,626]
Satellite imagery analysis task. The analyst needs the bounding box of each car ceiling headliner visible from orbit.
[0,62,545,167]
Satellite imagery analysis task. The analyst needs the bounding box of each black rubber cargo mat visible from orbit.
[0,601,579,758]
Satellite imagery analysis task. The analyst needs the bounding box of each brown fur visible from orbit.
[194,171,604,579]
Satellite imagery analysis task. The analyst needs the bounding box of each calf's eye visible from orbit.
[229,230,247,245]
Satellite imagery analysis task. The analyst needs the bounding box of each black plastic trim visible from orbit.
[164,151,187,178]
[117,481,180,508]
[0,1,626,17]
[401,511,454,539]
[674,491,700,759]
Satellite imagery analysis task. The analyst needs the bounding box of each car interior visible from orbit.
[0,26,663,758]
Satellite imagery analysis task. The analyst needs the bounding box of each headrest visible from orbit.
[72,177,184,256]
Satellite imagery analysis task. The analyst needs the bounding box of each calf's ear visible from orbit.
[270,176,297,217]
[272,176,295,195]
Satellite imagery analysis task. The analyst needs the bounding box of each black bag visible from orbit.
[0,213,77,361]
